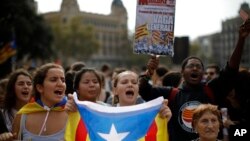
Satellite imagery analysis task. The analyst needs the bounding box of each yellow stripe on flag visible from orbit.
[155,114,168,141]
[65,112,81,141]
[138,114,169,141]
[135,24,149,40]
[64,112,91,141]
[0,42,17,64]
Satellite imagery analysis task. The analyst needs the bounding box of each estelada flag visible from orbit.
[17,97,67,114]
[0,40,17,64]
[64,92,168,141]
[135,23,149,40]
[65,112,91,141]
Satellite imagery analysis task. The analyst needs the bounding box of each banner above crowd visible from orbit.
[134,0,176,56]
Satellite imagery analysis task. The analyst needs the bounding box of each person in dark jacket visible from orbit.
[139,19,250,141]
[222,70,250,141]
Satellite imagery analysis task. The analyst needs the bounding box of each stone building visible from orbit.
[43,0,129,67]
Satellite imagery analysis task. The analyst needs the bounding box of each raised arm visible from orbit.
[139,56,172,101]
[139,56,159,101]
[229,19,250,69]
[146,55,160,76]
[208,19,250,103]
[11,114,21,140]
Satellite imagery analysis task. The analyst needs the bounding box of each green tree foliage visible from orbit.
[46,16,99,64]
[189,41,201,56]
[0,0,54,61]
[0,0,53,78]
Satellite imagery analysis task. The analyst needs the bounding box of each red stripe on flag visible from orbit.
[135,31,147,36]
[137,24,147,29]
[76,119,88,141]
[145,120,157,141]
[135,33,148,40]
[136,28,145,34]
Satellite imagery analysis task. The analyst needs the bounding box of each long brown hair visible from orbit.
[3,69,32,121]
[32,63,63,100]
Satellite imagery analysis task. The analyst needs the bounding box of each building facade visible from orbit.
[43,0,129,67]
[219,2,250,68]
[197,2,250,68]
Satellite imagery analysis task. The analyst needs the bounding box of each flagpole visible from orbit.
[11,55,16,72]
[11,27,17,72]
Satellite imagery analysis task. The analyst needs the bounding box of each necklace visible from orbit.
[38,105,51,135]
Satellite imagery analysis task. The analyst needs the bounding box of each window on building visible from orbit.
[62,17,67,23]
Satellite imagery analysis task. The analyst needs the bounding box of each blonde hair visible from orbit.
[112,70,138,105]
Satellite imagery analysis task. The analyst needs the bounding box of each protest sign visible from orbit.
[134,0,176,56]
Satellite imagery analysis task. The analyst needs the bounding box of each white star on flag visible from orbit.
[98,124,129,141]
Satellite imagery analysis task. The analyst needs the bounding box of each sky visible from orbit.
[35,0,250,40]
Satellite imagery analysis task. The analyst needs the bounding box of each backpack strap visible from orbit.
[203,85,215,104]
[168,87,179,102]
[18,114,26,140]
[168,86,214,104]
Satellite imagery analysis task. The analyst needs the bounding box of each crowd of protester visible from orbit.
[0,18,250,141]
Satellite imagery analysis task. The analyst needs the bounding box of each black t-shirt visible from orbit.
[139,63,238,141]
